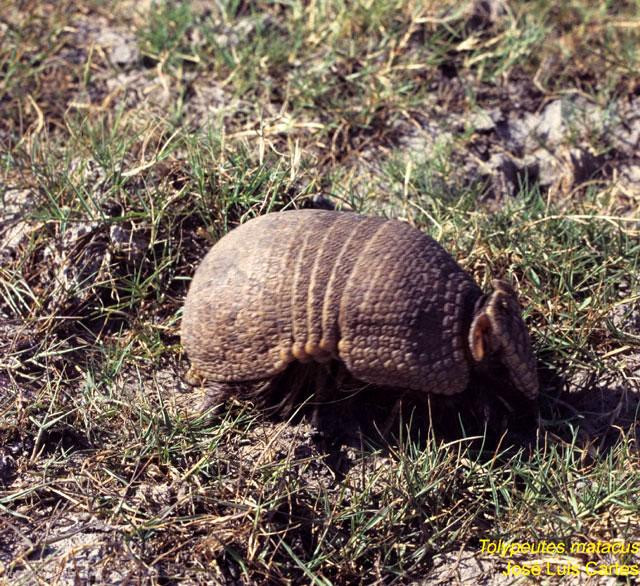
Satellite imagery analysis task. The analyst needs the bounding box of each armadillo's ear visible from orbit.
[473,281,540,400]
[469,312,493,363]
[491,279,515,296]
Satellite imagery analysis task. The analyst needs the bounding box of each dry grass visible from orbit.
[1,0,639,583]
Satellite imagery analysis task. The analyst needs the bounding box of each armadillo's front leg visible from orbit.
[380,397,404,439]
[311,364,333,433]
[311,363,357,446]
[311,363,361,445]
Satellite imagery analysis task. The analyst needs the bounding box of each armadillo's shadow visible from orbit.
[194,356,638,478]
[244,358,640,476]
[536,361,640,455]
[240,361,541,476]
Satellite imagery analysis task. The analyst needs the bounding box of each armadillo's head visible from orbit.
[467,280,539,401]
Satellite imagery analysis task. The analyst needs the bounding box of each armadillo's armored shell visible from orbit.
[181,210,484,395]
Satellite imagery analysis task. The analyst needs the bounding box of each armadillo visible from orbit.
[181,209,538,406]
